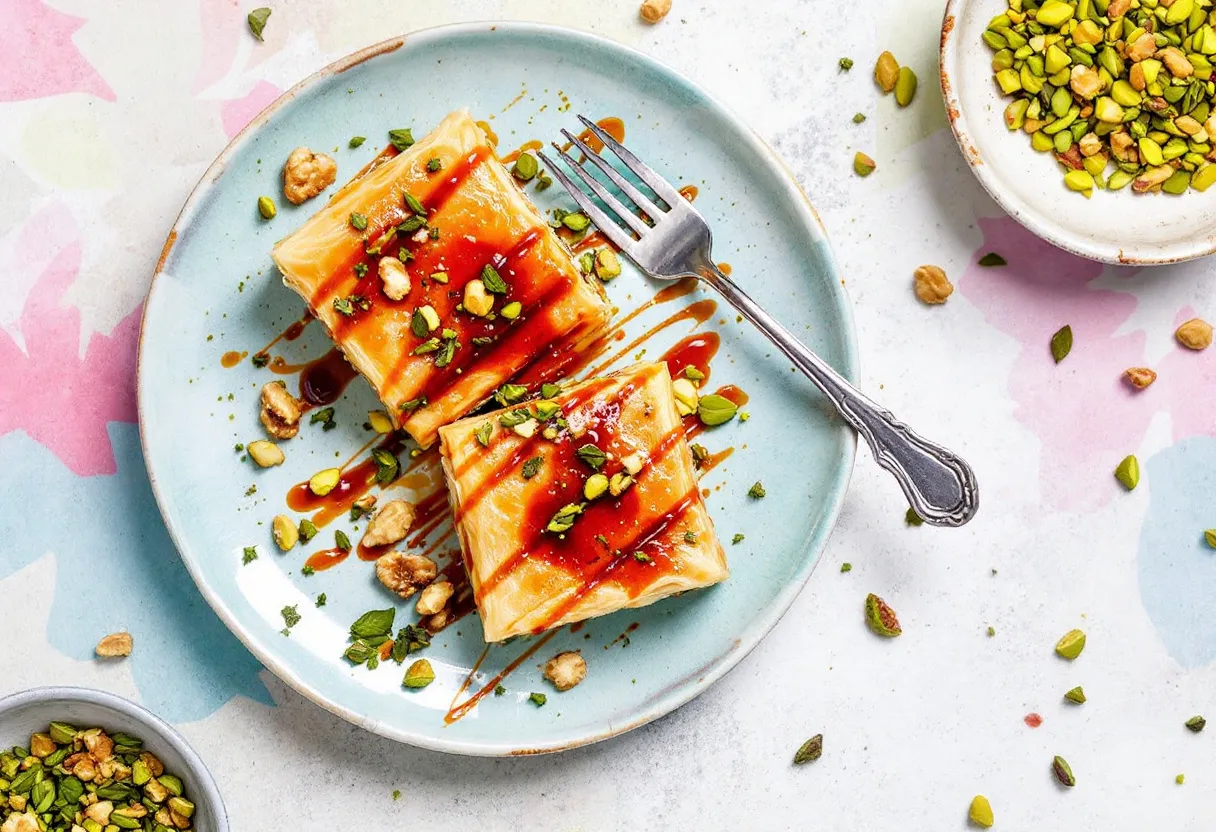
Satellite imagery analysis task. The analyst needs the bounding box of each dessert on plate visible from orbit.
[271,109,612,448]
[437,362,729,642]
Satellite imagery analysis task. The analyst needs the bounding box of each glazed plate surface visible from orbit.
[138,22,857,754]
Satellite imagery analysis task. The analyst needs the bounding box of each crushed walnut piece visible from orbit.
[1124,367,1157,389]
[375,551,437,599]
[913,265,953,305]
[283,146,337,205]
[639,0,672,23]
[415,580,454,616]
[259,380,302,439]
[361,499,416,547]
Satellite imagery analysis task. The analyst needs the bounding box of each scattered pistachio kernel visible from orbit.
[852,112,866,124]
[793,734,823,765]
[247,439,285,467]
[257,195,276,219]
[1064,686,1086,704]
[1176,318,1213,350]
[913,265,953,304]
[853,151,876,177]
[977,252,1006,267]
[1055,628,1086,660]
[968,795,994,828]
[1114,454,1140,490]
[584,473,610,501]
[529,692,548,706]
[839,57,854,72]
[272,515,298,551]
[1176,774,1186,785]
[1205,530,1216,549]
[402,659,435,689]
[367,409,394,434]
[309,467,342,496]
[1185,715,1206,733]
[874,51,899,92]
[864,593,902,637]
[747,481,766,499]
[1052,754,1076,787]
[840,562,852,572]
[905,508,924,526]
[1050,325,1073,364]
[894,66,918,107]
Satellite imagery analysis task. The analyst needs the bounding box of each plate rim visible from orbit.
[940,0,1216,266]
[136,20,859,755]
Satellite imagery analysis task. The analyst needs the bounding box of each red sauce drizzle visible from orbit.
[560,117,625,154]
[304,547,351,572]
[444,631,558,724]
[299,347,359,408]
[1024,713,1043,728]
[585,299,717,378]
[286,436,404,527]
[220,350,246,368]
[660,332,721,382]
[606,621,640,648]
[499,139,543,165]
[253,312,313,365]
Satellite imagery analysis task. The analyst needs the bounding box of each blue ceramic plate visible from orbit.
[138,22,857,755]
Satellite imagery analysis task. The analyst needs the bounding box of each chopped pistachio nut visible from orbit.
[1064,686,1086,704]
[853,151,876,177]
[1051,325,1073,364]
[1176,773,1186,785]
[594,248,622,281]
[257,195,276,220]
[874,51,899,92]
[840,562,852,572]
[747,481,766,499]
[529,692,548,706]
[1052,755,1076,787]
[247,439,284,467]
[1114,454,1140,490]
[672,377,699,416]
[732,533,745,544]
[403,659,435,688]
[864,593,902,637]
[272,515,298,551]
[584,473,610,500]
[1185,715,1206,732]
[793,734,823,764]
[367,409,394,434]
[298,518,318,542]
[1055,628,1086,660]
[309,467,341,496]
[968,795,994,828]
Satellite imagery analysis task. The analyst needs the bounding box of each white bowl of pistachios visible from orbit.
[942,0,1216,264]
[0,687,228,832]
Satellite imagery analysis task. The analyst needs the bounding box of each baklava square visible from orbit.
[272,109,612,448]
[438,362,729,642]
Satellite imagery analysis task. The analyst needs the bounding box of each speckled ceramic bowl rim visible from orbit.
[0,686,229,829]
[940,0,1216,265]
[136,21,859,755]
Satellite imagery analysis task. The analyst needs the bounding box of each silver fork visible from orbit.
[537,116,978,527]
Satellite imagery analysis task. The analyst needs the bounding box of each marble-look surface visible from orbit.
[1,1,1213,829]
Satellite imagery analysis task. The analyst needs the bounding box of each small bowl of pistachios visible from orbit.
[942,0,1216,263]
[0,687,228,832]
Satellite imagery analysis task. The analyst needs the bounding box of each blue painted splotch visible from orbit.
[1139,436,1216,668]
[0,423,269,721]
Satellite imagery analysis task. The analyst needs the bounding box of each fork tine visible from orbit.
[543,144,652,238]
[576,115,685,207]
[560,129,664,220]
[536,149,641,255]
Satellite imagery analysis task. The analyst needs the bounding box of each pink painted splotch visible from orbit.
[0,0,115,102]
[959,217,1152,512]
[0,205,139,476]
[221,79,282,138]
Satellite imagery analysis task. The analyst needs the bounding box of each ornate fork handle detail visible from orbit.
[700,264,979,527]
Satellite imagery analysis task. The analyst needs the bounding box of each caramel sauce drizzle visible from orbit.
[443,630,558,725]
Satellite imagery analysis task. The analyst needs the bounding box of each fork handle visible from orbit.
[699,265,979,527]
